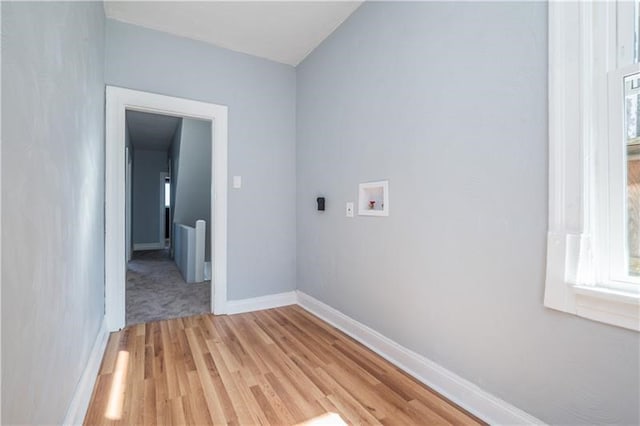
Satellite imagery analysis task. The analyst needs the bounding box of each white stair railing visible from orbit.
[174,220,206,283]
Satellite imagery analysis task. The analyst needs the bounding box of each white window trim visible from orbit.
[545,1,640,331]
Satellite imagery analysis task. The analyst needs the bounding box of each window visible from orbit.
[165,179,170,208]
[626,73,640,277]
[545,1,640,331]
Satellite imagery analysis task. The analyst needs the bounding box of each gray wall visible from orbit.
[172,118,212,261]
[1,2,105,423]
[132,149,168,245]
[106,19,297,299]
[296,2,640,424]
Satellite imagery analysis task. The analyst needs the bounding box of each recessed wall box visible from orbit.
[358,180,389,216]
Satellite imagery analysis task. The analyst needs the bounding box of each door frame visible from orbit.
[125,146,132,261]
[105,86,228,331]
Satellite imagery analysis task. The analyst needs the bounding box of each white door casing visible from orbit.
[125,147,132,261]
[105,86,228,331]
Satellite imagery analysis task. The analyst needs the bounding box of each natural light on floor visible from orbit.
[104,350,129,420]
[295,412,348,426]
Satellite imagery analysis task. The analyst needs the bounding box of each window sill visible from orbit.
[545,234,640,332]
[571,285,639,331]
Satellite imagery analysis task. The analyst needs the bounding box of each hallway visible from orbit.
[126,249,210,326]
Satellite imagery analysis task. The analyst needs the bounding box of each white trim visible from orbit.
[226,291,297,315]
[133,242,165,251]
[296,291,544,426]
[211,107,229,315]
[617,0,637,66]
[106,86,228,331]
[545,1,640,331]
[573,285,640,331]
[62,320,109,425]
[0,3,4,421]
[125,147,133,262]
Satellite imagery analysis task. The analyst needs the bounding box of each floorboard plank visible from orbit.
[84,307,485,425]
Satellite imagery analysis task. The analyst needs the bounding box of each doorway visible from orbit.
[105,86,228,332]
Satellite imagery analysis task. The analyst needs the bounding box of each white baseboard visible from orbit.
[63,319,109,425]
[226,291,297,315]
[296,291,543,425]
[133,242,164,251]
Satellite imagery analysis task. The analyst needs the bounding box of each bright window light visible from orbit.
[105,350,129,420]
[296,412,348,426]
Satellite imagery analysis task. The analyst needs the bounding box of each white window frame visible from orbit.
[545,1,640,331]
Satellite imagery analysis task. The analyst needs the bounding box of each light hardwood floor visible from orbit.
[84,305,485,425]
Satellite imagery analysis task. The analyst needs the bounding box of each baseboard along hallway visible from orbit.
[84,306,485,425]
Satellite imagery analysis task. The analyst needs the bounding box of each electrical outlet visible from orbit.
[232,176,242,189]
[346,202,354,218]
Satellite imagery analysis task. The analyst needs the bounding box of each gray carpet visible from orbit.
[126,249,210,326]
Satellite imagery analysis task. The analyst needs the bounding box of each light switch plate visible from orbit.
[232,175,242,189]
[346,202,354,218]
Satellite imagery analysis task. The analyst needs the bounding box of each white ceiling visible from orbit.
[103,1,363,66]
[126,110,182,151]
